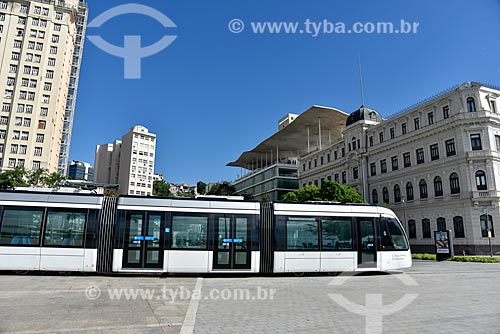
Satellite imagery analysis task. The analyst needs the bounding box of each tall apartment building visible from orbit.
[0,0,88,174]
[300,82,500,255]
[94,126,156,196]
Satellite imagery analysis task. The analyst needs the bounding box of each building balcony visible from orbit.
[471,190,500,201]
[466,150,500,160]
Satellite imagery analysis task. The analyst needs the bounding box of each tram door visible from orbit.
[213,215,252,270]
[357,218,377,268]
[123,212,164,269]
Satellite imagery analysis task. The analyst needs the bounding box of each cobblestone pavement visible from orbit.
[0,261,499,334]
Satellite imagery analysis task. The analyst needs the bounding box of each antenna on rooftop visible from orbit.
[358,52,366,106]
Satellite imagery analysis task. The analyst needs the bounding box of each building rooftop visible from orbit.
[228,105,348,169]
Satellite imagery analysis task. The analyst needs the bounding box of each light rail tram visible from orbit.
[0,191,412,274]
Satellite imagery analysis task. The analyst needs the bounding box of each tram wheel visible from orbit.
[14,270,29,275]
[58,271,72,276]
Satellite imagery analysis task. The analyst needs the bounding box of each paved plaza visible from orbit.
[0,261,499,334]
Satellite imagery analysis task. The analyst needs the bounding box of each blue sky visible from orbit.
[70,0,500,184]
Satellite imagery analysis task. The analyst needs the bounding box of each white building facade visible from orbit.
[94,126,156,196]
[300,82,500,255]
[0,0,87,174]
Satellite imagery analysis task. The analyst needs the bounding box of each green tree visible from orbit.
[207,182,236,196]
[153,180,171,197]
[0,167,28,190]
[196,181,207,195]
[281,180,364,203]
[0,167,64,189]
[43,172,65,188]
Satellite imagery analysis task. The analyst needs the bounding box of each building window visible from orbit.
[38,121,46,129]
[353,167,359,180]
[334,174,339,182]
[380,159,387,174]
[422,218,431,238]
[341,171,346,184]
[32,161,41,170]
[467,97,476,112]
[428,112,434,125]
[382,187,389,203]
[372,189,378,204]
[320,156,324,165]
[394,185,401,203]
[401,123,407,134]
[416,148,424,164]
[34,147,42,156]
[55,12,63,20]
[419,179,428,199]
[36,134,44,143]
[430,144,439,161]
[470,134,482,150]
[379,132,384,143]
[437,217,446,232]
[445,139,456,156]
[475,170,487,190]
[406,182,414,201]
[434,176,443,197]
[369,136,373,147]
[442,105,450,119]
[403,152,411,168]
[370,163,376,176]
[334,150,338,160]
[341,148,345,157]
[480,214,495,238]
[491,100,497,113]
[408,220,417,239]
[390,128,395,139]
[352,137,357,150]
[453,216,465,238]
[314,159,317,168]
[391,156,398,171]
[414,117,420,130]
[450,173,460,194]
[327,153,330,163]
[496,135,500,151]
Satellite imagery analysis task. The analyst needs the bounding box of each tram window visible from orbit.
[379,218,409,250]
[321,218,353,250]
[171,215,208,249]
[286,217,319,251]
[43,209,86,247]
[0,207,44,246]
